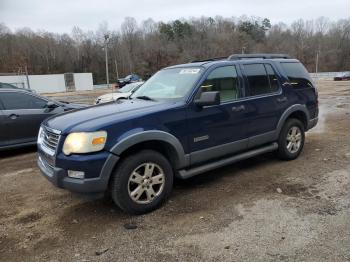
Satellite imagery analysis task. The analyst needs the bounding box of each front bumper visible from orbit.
[38,151,119,194]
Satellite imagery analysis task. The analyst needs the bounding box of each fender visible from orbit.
[110,130,190,169]
[275,104,310,139]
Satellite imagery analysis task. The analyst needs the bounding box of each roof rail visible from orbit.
[228,53,291,60]
[191,56,228,63]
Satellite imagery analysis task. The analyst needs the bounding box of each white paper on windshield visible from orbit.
[179,69,200,74]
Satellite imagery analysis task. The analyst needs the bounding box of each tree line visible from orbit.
[0,16,349,84]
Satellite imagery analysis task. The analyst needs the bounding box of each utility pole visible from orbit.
[315,49,320,84]
[104,34,110,88]
[24,65,31,90]
[114,58,119,79]
[315,50,319,75]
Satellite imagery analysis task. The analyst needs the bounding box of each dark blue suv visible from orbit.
[37,54,318,214]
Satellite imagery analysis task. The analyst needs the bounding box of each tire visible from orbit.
[277,118,305,160]
[110,150,173,215]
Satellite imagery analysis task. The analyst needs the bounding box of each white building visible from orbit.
[0,73,94,93]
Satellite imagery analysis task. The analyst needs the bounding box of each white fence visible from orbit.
[0,73,93,93]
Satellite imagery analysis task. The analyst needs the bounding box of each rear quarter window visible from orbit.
[281,62,313,89]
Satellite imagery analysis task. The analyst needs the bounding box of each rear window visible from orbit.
[281,62,313,89]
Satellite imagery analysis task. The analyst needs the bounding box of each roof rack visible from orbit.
[191,56,228,63]
[228,53,291,60]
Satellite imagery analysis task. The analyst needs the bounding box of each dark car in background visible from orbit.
[0,88,86,150]
[117,74,141,88]
[334,72,350,81]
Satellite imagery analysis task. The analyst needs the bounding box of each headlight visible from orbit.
[63,131,107,155]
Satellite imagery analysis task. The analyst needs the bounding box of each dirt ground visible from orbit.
[0,80,350,262]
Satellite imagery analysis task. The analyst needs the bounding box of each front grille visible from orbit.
[38,155,54,177]
[41,127,60,153]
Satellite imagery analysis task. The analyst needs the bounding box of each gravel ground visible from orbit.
[0,80,349,262]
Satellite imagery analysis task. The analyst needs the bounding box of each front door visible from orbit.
[187,65,249,165]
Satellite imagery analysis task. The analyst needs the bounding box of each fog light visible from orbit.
[67,170,85,179]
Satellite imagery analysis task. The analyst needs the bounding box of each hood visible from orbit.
[45,99,179,134]
[98,92,130,100]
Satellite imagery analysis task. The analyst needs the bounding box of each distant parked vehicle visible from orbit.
[117,74,141,88]
[95,82,144,104]
[0,88,87,150]
[334,72,350,81]
[0,82,35,92]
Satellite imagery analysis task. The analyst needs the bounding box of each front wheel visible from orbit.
[110,150,173,215]
[277,118,305,160]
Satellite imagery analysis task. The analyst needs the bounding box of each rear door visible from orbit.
[0,91,62,145]
[241,63,284,147]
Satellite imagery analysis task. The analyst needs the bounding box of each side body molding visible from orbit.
[110,130,190,169]
[275,104,310,139]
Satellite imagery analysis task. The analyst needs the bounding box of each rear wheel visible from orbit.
[110,150,173,215]
[277,118,305,160]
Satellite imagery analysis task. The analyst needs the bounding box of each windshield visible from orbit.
[118,82,142,93]
[131,67,202,101]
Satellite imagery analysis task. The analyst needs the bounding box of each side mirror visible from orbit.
[46,101,57,109]
[194,91,220,107]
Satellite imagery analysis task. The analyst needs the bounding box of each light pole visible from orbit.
[104,34,110,88]
[315,48,320,84]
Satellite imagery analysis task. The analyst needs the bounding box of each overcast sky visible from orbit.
[1,0,349,33]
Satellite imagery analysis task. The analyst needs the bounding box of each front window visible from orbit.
[131,68,202,101]
[198,66,240,103]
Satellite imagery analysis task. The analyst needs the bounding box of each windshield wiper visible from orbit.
[135,95,155,101]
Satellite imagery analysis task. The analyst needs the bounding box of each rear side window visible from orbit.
[0,92,47,110]
[243,64,279,96]
[281,62,313,89]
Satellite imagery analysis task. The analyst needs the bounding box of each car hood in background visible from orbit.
[57,101,89,110]
[97,92,131,101]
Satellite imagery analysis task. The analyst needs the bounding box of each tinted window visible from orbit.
[281,62,313,89]
[200,66,240,102]
[265,64,279,92]
[0,92,47,110]
[243,64,272,96]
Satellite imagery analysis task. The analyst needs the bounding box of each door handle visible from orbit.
[8,114,19,120]
[232,105,245,112]
[277,97,288,103]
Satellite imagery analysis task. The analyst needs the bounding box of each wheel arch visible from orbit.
[110,130,189,169]
[276,105,310,137]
